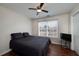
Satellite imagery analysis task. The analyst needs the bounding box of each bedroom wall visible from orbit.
[0,6,32,55]
[32,13,70,44]
[71,4,79,53]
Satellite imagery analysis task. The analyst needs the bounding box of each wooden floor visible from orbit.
[2,44,78,56]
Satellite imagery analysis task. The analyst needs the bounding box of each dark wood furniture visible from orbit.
[60,33,71,49]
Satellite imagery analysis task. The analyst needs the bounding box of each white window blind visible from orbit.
[38,20,58,38]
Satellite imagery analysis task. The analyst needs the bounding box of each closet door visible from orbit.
[73,12,79,54]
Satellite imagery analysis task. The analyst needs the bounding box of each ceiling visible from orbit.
[0,3,78,19]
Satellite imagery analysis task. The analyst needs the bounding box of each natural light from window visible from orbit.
[38,20,58,38]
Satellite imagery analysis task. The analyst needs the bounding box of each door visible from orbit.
[73,12,79,54]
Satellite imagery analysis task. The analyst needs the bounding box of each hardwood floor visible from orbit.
[48,44,78,56]
[2,44,78,56]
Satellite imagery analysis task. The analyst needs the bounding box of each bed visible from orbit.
[10,32,50,56]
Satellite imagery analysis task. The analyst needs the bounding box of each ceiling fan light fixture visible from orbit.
[28,3,48,15]
[37,9,42,12]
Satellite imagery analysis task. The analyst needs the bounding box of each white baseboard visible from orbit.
[51,41,61,45]
[0,49,11,56]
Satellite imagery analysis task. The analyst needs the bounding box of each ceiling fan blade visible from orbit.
[28,8,36,10]
[39,3,44,8]
[42,10,48,13]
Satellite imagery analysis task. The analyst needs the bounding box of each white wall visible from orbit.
[32,13,70,44]
[73,13,79,54]
[71,5,79,53]
[0,6,32,55]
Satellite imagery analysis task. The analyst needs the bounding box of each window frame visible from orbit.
[38,20,59,38]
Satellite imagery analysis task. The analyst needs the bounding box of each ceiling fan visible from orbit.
[28,3,48,15]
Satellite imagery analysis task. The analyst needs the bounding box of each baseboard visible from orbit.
[51,41,61,45]
[0,49,11,56]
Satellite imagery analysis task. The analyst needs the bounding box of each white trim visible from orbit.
[71,15,74,50]
[0,49,11,56]
[51,41,61,45]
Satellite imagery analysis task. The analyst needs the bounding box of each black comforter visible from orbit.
[10,36,50,56]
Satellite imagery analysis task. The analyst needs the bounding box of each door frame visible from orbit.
[71,8,79,50]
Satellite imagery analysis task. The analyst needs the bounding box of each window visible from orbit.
[38,20,58,38]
